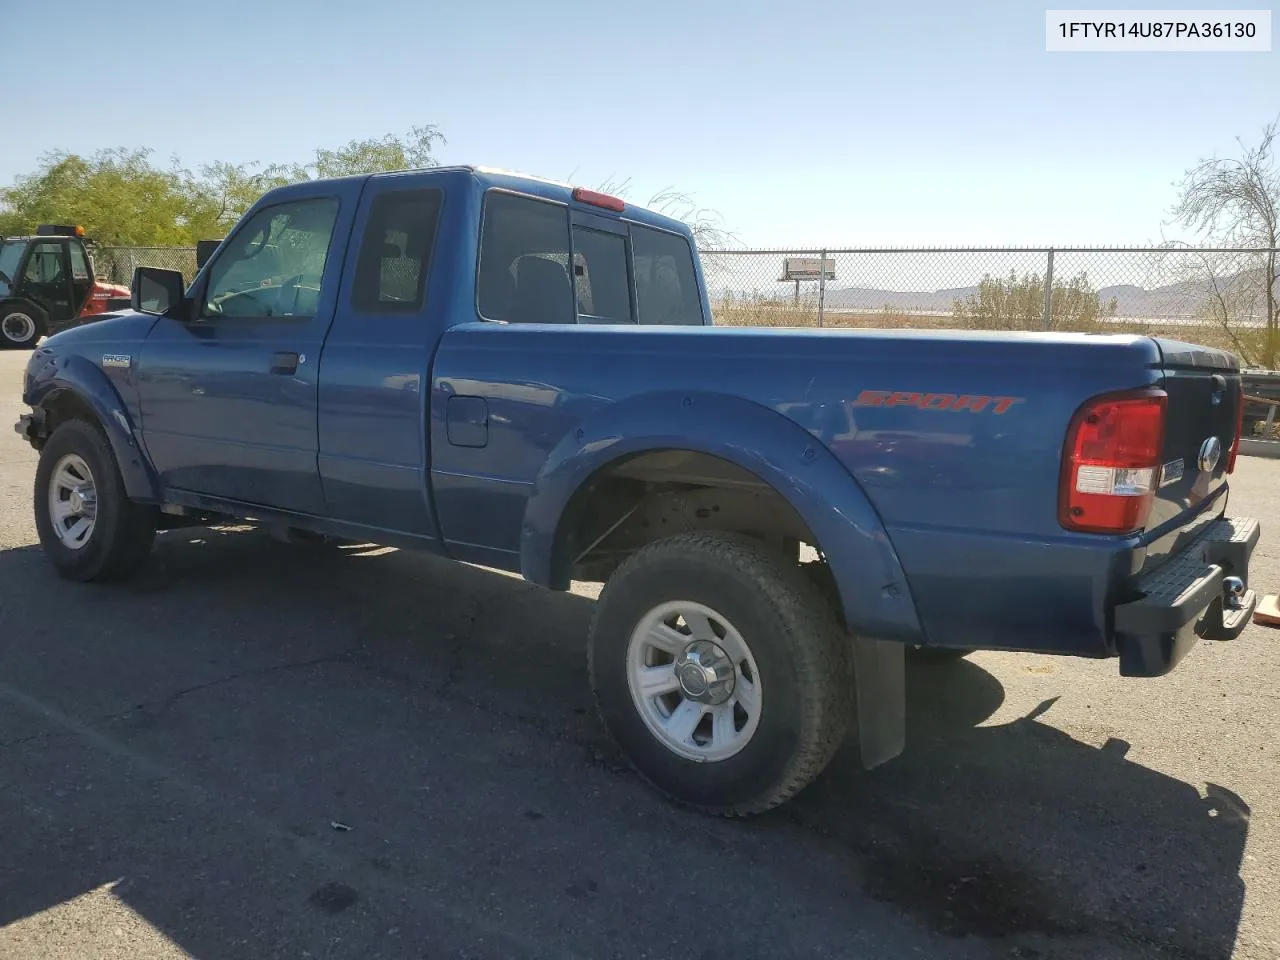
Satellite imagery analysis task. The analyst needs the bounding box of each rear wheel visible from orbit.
[0,305,44,349]
[34,419,157,581]
[587,532,851,816]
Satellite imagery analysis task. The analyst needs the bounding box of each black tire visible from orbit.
[33,419,158,582]
[0,303,46,349]
[587,532,851,817]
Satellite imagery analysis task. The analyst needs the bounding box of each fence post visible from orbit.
[1042,247,1055,331]
[817,248,827,328]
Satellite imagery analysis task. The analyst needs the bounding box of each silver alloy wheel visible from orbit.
[48,453,98,550]
[626,600,763,762]
[2,311,36,344]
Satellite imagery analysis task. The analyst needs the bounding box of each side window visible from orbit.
[571,227,631,323]
[477,192,574,324]
[24,242,65,284]
[352,188,442,312]
[632,226,705,326]
[68,244,90,281]
[202,197,340,319]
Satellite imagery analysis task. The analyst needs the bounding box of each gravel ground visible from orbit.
[0,347,1277,960]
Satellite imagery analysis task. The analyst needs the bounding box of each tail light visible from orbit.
[1226,380,1244,474]
[1059,388,1167,535]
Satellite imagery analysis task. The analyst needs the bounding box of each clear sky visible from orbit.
[3,0,1277,247]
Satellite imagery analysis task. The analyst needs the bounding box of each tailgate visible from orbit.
[1143,339,1243,567]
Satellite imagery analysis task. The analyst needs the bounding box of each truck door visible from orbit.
[316,178,445,537]
[20,240,75,325]
[135,188,359,513]
[66,241,94,319]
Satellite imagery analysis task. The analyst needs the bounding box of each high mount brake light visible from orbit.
[571,187,625,212]
[1059,388,1167,535]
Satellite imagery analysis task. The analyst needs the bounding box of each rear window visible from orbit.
[476,190,704,326]
[632,226,703,325]
[572,226,630,323]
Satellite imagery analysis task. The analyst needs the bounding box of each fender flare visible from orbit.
[26,352,159,503]
[519,390,923,642]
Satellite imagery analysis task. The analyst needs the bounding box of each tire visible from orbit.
[587,531,851,817]
[33,419,158,582]
[0,304,45,349]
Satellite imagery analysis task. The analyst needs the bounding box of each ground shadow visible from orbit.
[0,527,1252,960]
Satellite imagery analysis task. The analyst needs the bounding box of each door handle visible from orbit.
[270,351,299,375]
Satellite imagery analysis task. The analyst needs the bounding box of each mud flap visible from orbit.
[850,634,906,769]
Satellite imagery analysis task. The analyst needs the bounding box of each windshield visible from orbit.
[0,240,24,294]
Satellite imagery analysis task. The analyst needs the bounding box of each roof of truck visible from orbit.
[363,164,695,237]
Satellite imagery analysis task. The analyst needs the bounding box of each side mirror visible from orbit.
[131,267,189,319]
[196,239,222,270]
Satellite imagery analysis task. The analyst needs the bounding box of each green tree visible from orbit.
[951,269,1118,331]
[0,126,446,245]
[0,148,196,246]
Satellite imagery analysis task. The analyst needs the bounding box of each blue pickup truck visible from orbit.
[15,166,1261,816]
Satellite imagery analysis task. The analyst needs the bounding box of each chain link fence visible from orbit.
[90,243,1280,365]
[701,246,1280,364]
[90,246,199,287]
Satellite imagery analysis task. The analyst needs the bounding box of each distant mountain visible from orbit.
[802,268,1277,322]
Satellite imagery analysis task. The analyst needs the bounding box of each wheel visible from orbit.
[587,531,851,816]
[33,419,158,582]
[0,304,45,349]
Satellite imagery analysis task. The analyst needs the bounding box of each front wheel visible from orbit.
[587,532,851,817]
[34,419,158,581]
[0,305,45,349]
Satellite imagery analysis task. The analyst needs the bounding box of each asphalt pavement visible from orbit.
[1,348,1277,960]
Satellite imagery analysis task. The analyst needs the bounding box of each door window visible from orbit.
[351,189,443,312]
[202,198,340,319]
[24,243,65,284]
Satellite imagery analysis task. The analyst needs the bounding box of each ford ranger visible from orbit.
[14,166,1261,816]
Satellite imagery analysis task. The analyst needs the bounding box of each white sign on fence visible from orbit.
[779,257,836,281]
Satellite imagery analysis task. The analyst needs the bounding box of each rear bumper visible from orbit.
[1114,516,1260,677]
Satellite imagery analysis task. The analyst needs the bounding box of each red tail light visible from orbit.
[1227,380,1244,474]
[571,187,625,212]
[1059,388,1167,535]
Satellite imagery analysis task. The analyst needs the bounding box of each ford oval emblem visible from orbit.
[1198,436,1222,473]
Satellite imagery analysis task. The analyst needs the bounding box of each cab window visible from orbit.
[202,198,340,319]
[69,244,90,281]
[351,188,443,312]
[24,243,65,284]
